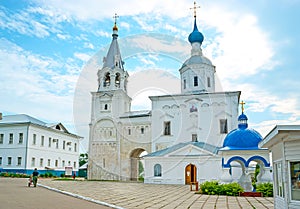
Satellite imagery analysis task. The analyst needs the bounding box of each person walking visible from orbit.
[32,168,39,187]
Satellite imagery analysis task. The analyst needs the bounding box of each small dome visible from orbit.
[188,19,204,44]
[113,23,118,31]
[238,113,248,121]
[222,113,263,150]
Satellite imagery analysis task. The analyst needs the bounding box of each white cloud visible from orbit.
[0,38,80,124]
[201,7,276,80]
[74,52,91,62]
[96,30,110,38]
[57,33,71,40]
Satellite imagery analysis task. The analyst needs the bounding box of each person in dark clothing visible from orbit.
[32,168,39,187]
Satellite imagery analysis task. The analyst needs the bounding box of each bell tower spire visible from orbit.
[97,13,128,93]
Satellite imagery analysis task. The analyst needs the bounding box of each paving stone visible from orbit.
[39,179,274,209]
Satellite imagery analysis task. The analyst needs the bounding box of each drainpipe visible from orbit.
[24,123,30,174]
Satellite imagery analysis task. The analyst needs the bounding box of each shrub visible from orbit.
[0,172,29,178]
[256,182,273,197]
[199,181,244,196]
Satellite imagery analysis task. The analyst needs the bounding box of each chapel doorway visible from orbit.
[130,148,147,181]
[185,164,197,185]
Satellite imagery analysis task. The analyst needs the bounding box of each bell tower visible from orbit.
[88,14,131,180]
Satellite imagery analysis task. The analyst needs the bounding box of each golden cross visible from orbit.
[190,1,200,18]
[240,101,246,113]
[113,13,119,25]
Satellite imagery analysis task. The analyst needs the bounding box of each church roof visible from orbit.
[120,110,151,118]
[182,55,212,66]
[144,141,220,157]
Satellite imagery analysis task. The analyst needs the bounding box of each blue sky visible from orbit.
[1,0,300,152]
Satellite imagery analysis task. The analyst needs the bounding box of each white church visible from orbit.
[88,4,272,191]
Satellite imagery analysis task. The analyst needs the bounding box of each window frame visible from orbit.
[9,133,13,144]
[290,161,300,201]
[220,119,228,134]
[0,133,4,144]
[19,133,23,144]
[193,76,198,87]
[164,121,171,135]
[17,157,22,166]
[154,164,162,177]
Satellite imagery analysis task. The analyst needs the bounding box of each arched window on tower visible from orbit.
[154,164,162,177]
[104,73,110,87]
[115,73,120,87]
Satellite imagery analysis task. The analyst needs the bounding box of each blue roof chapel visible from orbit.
[221,106,263,150]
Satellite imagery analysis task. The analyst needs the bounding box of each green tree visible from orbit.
[79,153,88,167]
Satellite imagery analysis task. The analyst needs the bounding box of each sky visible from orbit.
[1,0,300,152]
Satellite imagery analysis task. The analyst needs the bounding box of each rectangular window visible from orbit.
[31,157,35,167]
[47,159,51,167]
[207,77,211,88]
[63,141,66,150]
[183,79,186,89]
[192,134,198,142]
[62,160,65,167]
[19,133,23,144]
[40,158,43,167]
[275,162,284,198]
[220,119,228,134]
[9,133,13,144]
[55,160,58,167]
[290,161,300,200]
[48,137,51,147]
[164,121,171,135]
[0,134,3,144]
[141,127,144,134]
[56,139,59,149]
[74,143,77,152]
[41,136,44,146]
[74,161,76,169]
[128,129,131,135]
[0,157,2,165]
[17,157,22,166]
[33,134,36,145]
[7,157,12,165]
[194,76,198,87]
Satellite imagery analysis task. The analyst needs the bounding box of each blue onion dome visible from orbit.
[222,112,263,150]
[188,18,204,44]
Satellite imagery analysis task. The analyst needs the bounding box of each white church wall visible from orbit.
[144,156,223,185]
[150,92,239,152]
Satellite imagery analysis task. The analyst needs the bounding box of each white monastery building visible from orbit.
[88,3,272,191]
[0,113,82,176]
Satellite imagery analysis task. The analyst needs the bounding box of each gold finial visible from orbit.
[113,13,119,30]
[240,101,246,113]
[190,1,200,18]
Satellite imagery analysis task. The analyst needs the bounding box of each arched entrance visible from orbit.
[130,148,147,181]
[185,164,197,185]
